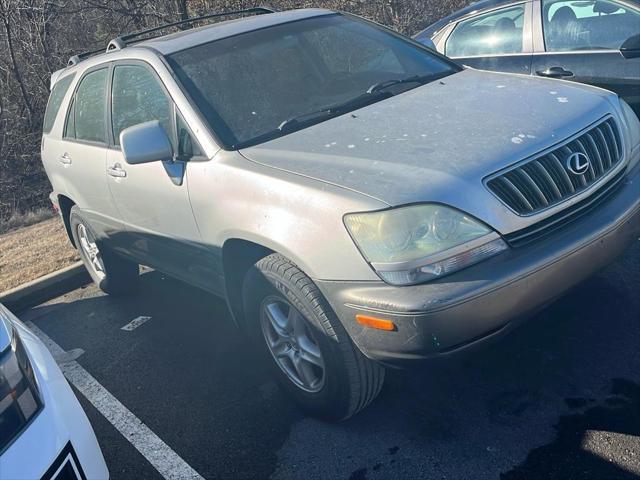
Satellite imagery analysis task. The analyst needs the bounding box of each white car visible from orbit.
[0,303,108,479]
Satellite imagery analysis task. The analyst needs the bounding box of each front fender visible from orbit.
[188,151,385,282]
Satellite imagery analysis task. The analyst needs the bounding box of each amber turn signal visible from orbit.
[356,314,396,331]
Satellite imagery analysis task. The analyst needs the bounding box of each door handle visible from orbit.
[59,153,72,165]
[107,164,127,178]
[536,66,574,78]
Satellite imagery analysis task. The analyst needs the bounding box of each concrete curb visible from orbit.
[0,262,90,312]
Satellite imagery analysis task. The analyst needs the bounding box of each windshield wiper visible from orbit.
[278,90,390,132]
[277,73,443,133]
[366,73,440,94]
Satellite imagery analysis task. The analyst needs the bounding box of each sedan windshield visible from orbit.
[167,14,460,149]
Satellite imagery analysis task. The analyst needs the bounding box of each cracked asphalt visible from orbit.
[19,239,640,479]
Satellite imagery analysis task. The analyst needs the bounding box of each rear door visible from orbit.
[41,73,76,201]
[58,66,124,240]
[441,1,534,74]
[532,0,640,115]
[105,61,213,287]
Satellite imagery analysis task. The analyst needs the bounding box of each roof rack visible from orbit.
[67,6,276,67]
[67,47,107,67]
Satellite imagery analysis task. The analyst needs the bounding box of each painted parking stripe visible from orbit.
[121,316,152,331]
[26,321,204,480]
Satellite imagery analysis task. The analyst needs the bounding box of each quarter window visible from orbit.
[542,0,640,51]
[176,113,203,159]
[446,5,527,57]
[43,74,75,134]
[69,68,108,143]
[111,65,172,146]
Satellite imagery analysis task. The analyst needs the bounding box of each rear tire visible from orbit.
[242,253,385,421]
[69,206,138,295]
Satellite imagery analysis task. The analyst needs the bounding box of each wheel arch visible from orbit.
[57,194,77,248]
[222,238,275,328]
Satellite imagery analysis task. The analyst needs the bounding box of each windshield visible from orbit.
[167,14,460,149]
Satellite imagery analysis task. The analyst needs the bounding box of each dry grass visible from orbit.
[0,217,80,293]
[0,207,56,234]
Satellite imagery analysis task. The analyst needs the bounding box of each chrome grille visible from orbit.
[504,168,626,247]
[487,117,623,215]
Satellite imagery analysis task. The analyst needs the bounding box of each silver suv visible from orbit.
[41,8,640,420]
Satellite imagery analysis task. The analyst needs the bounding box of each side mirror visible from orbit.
[621,34,640,59]
[120,120,173,165]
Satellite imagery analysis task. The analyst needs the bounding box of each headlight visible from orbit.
[0,305,43,454]
[344,204,508,285]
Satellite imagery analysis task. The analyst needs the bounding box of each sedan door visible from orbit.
[440,2,535,74]
[532,0,640,115]
[105,62,215,288]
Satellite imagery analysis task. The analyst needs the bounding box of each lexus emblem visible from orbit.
[566,152,590,176]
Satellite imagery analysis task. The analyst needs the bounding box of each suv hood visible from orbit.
[240,69,616,221]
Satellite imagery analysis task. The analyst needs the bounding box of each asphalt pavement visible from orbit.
[20,240,640,480]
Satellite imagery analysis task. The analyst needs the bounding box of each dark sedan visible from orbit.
[415,0,640,115]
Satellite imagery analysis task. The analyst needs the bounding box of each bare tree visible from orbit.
[0,0,469,222]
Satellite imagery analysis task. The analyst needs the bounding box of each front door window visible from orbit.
[446,4,527,57]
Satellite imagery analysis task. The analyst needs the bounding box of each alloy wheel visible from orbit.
[260,296,325,393]
[77,223,105,279]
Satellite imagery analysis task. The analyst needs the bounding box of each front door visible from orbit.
[105,62,212,287]
[533,0,640,115]
[443,2,534,75]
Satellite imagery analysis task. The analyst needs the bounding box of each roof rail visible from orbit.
[67,6,276,67]
[67,46,104,67]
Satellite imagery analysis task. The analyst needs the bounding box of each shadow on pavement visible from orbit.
[25,240,640,479]
[502,378,640,480]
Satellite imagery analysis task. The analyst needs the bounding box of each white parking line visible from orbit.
[25,321,204,480]
[121,316,152,331]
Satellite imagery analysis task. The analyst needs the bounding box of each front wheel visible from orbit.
[242,254,385,421]
[69,206,139,295]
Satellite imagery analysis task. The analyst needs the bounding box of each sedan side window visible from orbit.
[111,65,172,146]
[542,0,640,52]
[446,4,527,57]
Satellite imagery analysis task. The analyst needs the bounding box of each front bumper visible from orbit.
[0,320,109,479]
[318,163,640,367]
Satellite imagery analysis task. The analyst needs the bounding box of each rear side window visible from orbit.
[446,4,527,57]
[542,0,639,51]
[111,65,172,146]
[66,68,108,143]
[43,74,75,134]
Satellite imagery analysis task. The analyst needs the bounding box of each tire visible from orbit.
[242,253,385,421]
[69,206,139,295]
